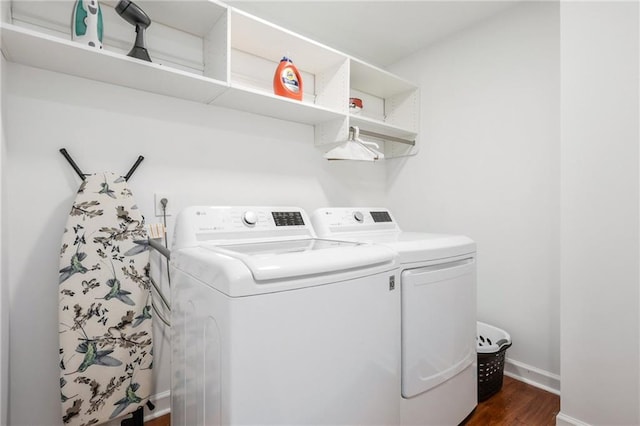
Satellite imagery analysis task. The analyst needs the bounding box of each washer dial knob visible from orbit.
[353,211,364,223]
[242,211,258,226]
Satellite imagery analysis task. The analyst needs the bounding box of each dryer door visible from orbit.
[401,257,476,398]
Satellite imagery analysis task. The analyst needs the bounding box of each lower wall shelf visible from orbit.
[350,115,417,143]
[213,84,345,125]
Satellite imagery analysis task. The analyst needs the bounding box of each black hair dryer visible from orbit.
[116,0,152,62]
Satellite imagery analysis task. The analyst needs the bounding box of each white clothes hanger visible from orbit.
[324,126,385,161]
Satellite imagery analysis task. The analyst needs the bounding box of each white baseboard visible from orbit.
[504,357,560,395]
[145,390,170,421]
[556,412,592,426]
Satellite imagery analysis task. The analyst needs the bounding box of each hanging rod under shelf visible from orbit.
[357,128,415,146]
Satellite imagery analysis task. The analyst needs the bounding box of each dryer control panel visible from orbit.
[311,207,400,236]
[173,206,315,249]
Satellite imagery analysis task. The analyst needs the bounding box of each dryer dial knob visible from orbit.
[353,211,364,223]
[242,211,258,226]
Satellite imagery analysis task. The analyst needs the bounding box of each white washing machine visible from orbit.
[311,207,477,425]
[170,206,401,426]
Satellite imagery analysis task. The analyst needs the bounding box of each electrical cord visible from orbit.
[152,300,171,327]
[161,198,171,287]
[149,275,171,313]
[145,197,171,328]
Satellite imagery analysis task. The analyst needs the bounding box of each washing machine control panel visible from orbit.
[241,210,306,227]
[242,211,258,226]
[271,211,305,227]
[370,211,393,223]
[311,207,400,236]
[173,206,315,249]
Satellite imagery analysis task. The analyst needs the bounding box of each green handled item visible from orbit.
[72,0,103,49]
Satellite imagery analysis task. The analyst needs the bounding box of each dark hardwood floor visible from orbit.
[463,376,560,425]
[146,413,170,426]
[145,376,560,426]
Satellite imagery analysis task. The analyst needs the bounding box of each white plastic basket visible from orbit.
[476,321,512,401]
[477,321,512,353]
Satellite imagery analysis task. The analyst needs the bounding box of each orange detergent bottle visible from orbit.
[273,56,303,101]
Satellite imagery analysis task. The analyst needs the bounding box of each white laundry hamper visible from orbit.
[477,321,512,401]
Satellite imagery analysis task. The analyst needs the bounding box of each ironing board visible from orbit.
[58,172,153,426]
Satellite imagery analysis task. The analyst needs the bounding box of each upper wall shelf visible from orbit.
[1,24,228,103]
[1,0,419,158]
[350,58,416,99]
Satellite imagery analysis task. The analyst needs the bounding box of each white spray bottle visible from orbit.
[72,0,103,49]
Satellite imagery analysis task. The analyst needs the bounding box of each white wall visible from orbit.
[0,4,9,418]
[559,2,639,425]
[1,8,9,425]
[0,52,8,426]
[3,62,386,425]
[7,3,640,425]
[387,1,561,388]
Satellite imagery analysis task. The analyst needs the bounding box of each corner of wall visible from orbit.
[560,1,639,424]
[504,358,560,395]
[0,53,9,426]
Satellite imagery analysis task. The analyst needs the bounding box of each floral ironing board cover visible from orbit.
[58,172,153,425]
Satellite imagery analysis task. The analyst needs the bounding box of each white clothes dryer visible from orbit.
[170,206,401,426]
[311,207,477,425]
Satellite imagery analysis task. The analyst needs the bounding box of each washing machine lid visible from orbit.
[308,231,474,264]
[357,232,475,264]
[200,238,394,281]
[310,208,475,263]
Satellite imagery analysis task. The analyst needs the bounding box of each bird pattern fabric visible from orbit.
[59,172,153,426]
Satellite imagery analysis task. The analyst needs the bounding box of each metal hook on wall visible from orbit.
[124,155,145,181]
[59,148,87,181]
[59,148,145,181]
